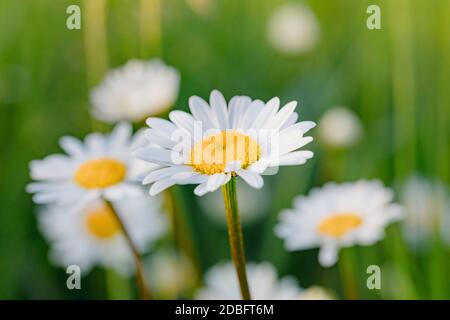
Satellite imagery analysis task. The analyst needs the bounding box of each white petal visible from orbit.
[241,100,265,129]
[144,129,176,148]
[169,110,195,134]
[194,181,210,196]
[142,166,189,185]
[109,122,132,146]
[59,137,84,157]
[133,147,176,164]
[318,244,338,267]
[228,96,251,129]
[281,112,298,130]
[266,101,297,131]
[189,95,217,129]
[146,117,177,137]
[295,121,316,134]
[275,151,314,166]
[236,170,264,189]
[251,97,280,129]
[149,179,175,196]
[209,90,228,130]
[207,173,228,192]
[278,136,313,156]
[84,132,106,154]
[178,174,208,185]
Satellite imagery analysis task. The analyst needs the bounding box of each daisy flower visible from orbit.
[38,195,167,276]
[145,249,196,299]
[195,262,301,300]
[275,180,404,267]
[133,89,315,196]
[91,59,180,123]
[267,2,320,55]
[27,122,147,205]
[134,89,314,299]
[318,107,362,148]
[401,175,449,250]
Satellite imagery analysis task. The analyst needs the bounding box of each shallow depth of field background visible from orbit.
[0,0,449,299]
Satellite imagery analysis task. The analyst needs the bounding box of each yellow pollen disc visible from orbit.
[318,213,363,238]
[85,204,121,239]
[189,131,260,175]
[74,158,126,189]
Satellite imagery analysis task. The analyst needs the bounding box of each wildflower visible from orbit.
[38,195,167,276]
[145,249,196,299]
[196,262,301,300]
[267,2,320,55]
[401,175,449,250]
[135,89,314,299]
[134,89,315,196]
[275,180,403,267]
[318,107,362,148]
[91,59,180,123]
[27,122,145,205]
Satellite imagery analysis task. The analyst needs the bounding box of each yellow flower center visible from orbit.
[318,213,363,238]
[189,131,260,175]
[85,204,121,239]
[74,158,126,189]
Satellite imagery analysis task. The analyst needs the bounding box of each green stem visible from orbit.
[105,268,131,300]
[104,200,152,300]
[338,248,358,300]
[163,188,202,287]
[221,176,251,300]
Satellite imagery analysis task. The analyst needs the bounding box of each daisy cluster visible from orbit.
[27,57,406,299]
[28,123,168,276]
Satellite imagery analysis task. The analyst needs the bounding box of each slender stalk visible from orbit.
[139,0,162,57]
[163,188,202,286]
[221,177,251,300]
[338,248,358,300]
[104,200,151,300]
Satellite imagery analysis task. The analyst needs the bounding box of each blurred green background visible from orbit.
[0,0,448,299]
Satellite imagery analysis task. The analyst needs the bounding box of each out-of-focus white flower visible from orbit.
[298,285,335,300]
[199,179,269,225]
[267,2,320,55]
[134,89,315,196]
[27,122,149,205]
[401,175,449,250]
[38,195,167,276]
[318,107,363,148]
[91,59,180,123]
[196,262,301,300]
[275,180,403,267]
[145,249,196,299]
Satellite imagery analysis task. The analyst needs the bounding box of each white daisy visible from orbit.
[133,89,315,196]
[195,262,301,300]
[275,180,404,267]
[267,2,320,55]
[27,122,147,205]
[145,249,196,299]
[91,59,180,123]
[401,175,449,250]
[318,106,362,148]
[38,195,167,276]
